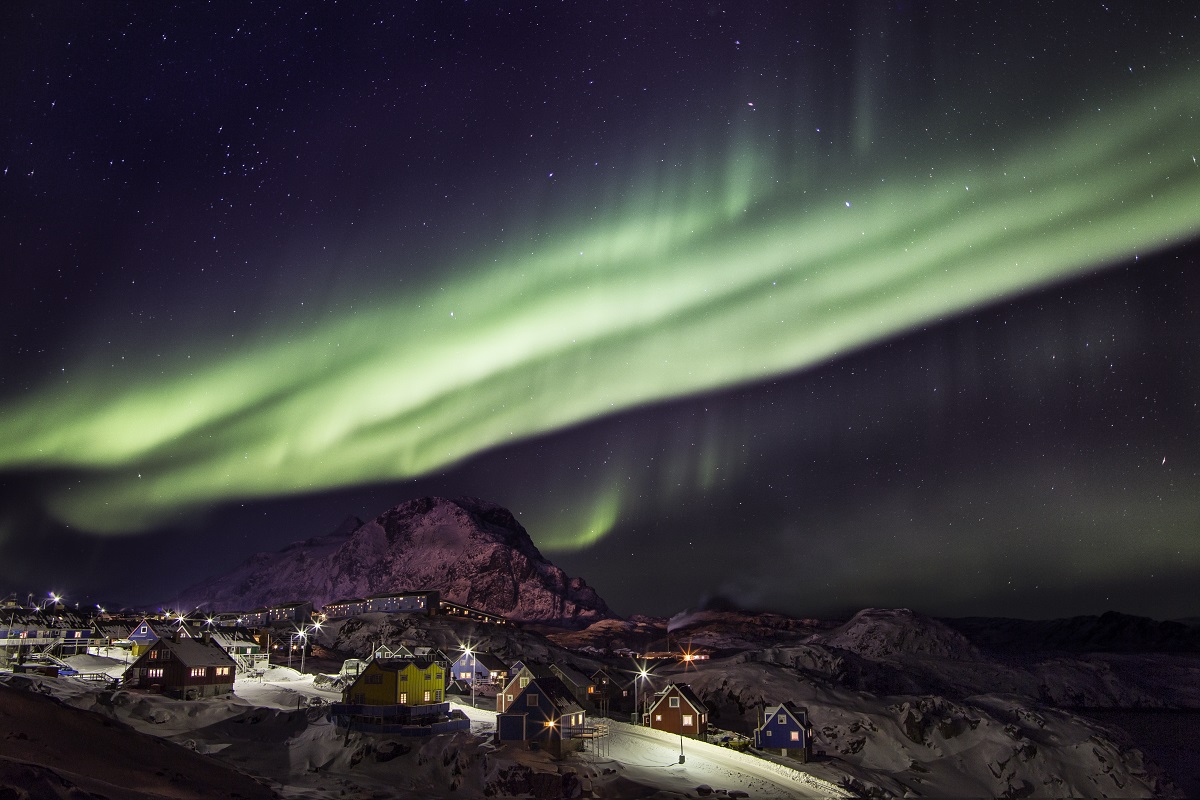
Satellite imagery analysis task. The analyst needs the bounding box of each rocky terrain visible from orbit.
[174,496,614,626]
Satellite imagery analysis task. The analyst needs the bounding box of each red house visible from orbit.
[123,630,236,699]
[644,683,707,739]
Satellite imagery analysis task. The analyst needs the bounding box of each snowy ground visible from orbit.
[2,668,847,799]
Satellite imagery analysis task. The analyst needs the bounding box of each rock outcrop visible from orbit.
[174,496,615,626]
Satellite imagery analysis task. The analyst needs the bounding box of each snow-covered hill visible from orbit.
[174,496,614,626]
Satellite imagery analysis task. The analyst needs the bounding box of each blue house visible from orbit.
[753,702,811,760]
[496,675,586,758]
[451,650,508,686]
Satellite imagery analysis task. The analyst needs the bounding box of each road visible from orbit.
[597,719,847,799]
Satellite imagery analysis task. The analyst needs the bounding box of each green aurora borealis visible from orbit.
[2,2,1199,616]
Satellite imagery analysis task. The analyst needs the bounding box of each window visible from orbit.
[365,674,383,685]
[435,690,442,701]
[655,714,662,722]
[682,714,693,727]
[190,667,206,677]
[766,729,773,737]
[147,668,163,678]
[790,731,800,742]
[507,694,513,702]
[519,677,530,688]
[527,694,538,707]
[423,691,431,702]
[778,714,787,723]
[669,697,680,708]
[400,674,408,682]
[149,651,158,660]
[216,667,231,676]
[460,671,470,679]
[399,693,408,704]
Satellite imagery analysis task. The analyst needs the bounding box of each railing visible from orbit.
[565,722,609,739]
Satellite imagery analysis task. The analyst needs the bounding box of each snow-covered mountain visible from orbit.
[809,607,985,661]
[174,496,614,626]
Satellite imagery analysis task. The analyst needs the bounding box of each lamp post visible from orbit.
[462,644,475,709]
[633,664,650,725]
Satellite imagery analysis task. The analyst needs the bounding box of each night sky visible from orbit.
[2,2,1198,620]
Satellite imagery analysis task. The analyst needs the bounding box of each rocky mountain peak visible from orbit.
[174,496,615,627]
[810,607,984,661]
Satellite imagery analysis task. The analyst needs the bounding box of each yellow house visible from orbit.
[346,657,445,706]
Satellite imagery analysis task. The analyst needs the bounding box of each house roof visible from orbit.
[647,683,706,716]
[454,650,508,671]
[761,702,808,726]
[551,663,592,689]
[147,634,237,668]
[520,676,585,717]
[371,657,442,673]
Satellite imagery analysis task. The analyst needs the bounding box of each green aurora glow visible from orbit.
[3,67,1199,543]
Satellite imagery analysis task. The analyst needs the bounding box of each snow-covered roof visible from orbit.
[646,683,705,716]
[143,634,237,668]
[521,676,585,716]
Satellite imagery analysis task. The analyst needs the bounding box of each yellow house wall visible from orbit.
[351,662,445,706]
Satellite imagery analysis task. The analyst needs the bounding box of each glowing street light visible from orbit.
[632,661,651,725]
[460,643,476,709]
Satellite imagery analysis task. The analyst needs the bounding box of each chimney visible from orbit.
[173,627,181,643]
[202,630,212,645]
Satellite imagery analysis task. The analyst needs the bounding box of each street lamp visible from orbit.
[298,620,321,675]
[461,644,475,709]
[633,662,650,725]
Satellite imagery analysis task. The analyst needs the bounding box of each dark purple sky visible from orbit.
[2,2,1198,620]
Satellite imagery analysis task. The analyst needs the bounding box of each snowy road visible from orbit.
[604,720,848,799]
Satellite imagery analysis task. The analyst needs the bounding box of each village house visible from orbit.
[550,663,597,711]
[0,608,94,665]
[451,649,509,686]
[495,675,587,758]
[589,667,633,714]
[644,683,708,739]
[123,630,236,699]
[344,657,446,706]
[332,656,468,736]
[497,662,556,713]
[753,702,812,760]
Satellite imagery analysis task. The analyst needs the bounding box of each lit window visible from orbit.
[682,714,693,727]
[190,667,206,677]
[669,697,680,708]
[148,668,163,678]
[399,693,408,704]
[424,691,431,702]
[790,731,800,741]
[655,714,662,722]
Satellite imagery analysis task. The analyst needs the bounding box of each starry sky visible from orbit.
[2,1,1198,620]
